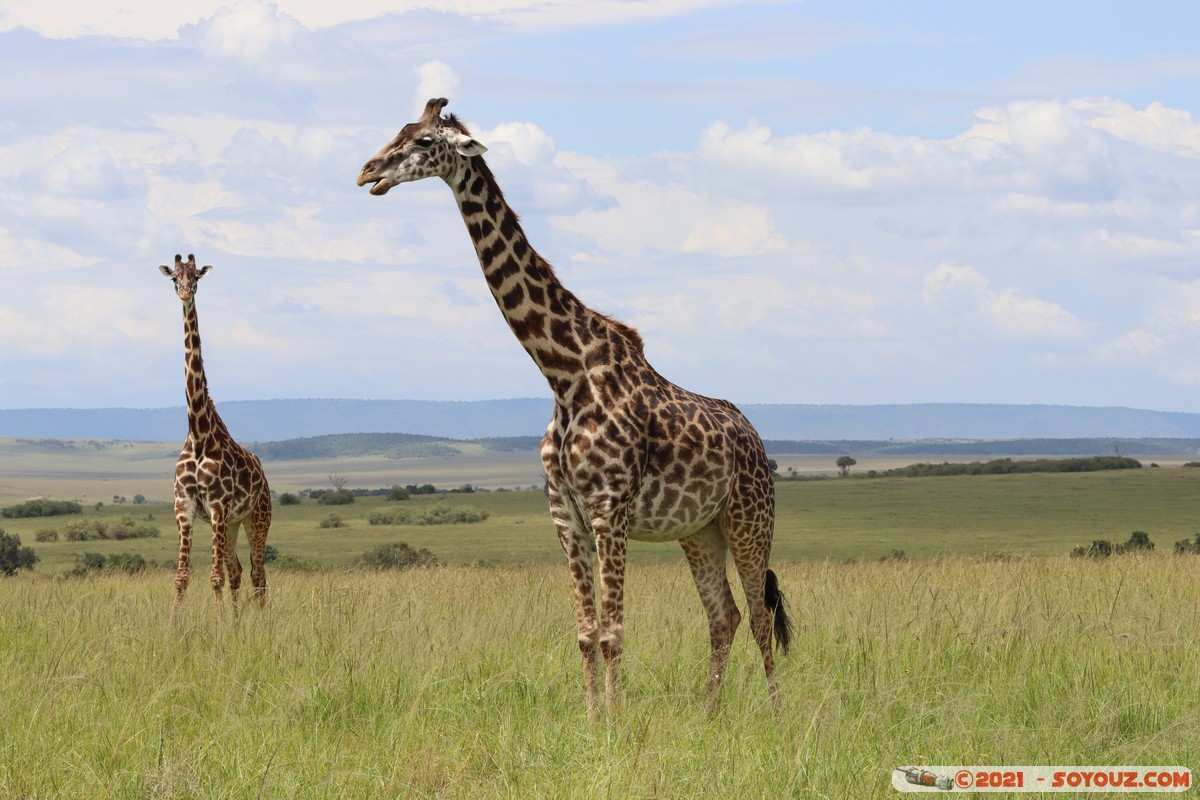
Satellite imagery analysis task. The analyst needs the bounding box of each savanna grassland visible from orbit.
[2,441,1200,797]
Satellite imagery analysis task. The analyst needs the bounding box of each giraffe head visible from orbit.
[356,98,488,195]
[158,254,212,302]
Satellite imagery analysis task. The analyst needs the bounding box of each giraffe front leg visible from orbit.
[549,486,601,719]
[592,506,629,717]
[172,498,193,613]
[209,510,228,606]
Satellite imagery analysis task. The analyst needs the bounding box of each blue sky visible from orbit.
[1,0,1199,414]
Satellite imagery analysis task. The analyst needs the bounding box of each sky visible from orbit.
[1,1,1199,413]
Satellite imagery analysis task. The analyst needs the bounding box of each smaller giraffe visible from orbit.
[159,254,271,612]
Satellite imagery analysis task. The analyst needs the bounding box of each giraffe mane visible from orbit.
[441,114,646,356]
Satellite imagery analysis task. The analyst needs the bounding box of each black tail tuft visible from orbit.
[764,568,793,654]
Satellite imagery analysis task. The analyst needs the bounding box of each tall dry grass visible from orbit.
[2,555,1198,798]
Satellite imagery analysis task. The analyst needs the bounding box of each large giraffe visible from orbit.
[159,254,271,613]
[357,99,792,716]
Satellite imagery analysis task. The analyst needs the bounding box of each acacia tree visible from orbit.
[836,456,857,477]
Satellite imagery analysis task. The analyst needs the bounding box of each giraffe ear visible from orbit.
[446,129,487,157]
[159,265,173,277]
[197,265,213,277]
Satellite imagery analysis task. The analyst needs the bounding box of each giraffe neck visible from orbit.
[180,298,222,444]
[448,157,641,404]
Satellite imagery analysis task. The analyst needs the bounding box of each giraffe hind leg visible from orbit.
[680,522,741,715]
[248,490,271,608]
[224,519,244,614]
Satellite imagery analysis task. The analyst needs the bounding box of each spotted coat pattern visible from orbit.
[159,254,271,612]
[358,100,788,716]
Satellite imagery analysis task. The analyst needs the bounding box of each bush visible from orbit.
[369,508,413,526]
[1,498,82,518]
[317,490,355,506]
[1124,530,1154,552]
[318,514,346,529]
[34,529,59,543]
[0,529,38,575]
[386,485,409,501]
[61,516,160,541]
[418,504,489,525]
[1072,532,1155,558]
[353,542,439,571]
[263,544,279,563]
[64,551,149,577]
[879,548,906,562]
[279,493,301,506]
[1175,534,1200,555]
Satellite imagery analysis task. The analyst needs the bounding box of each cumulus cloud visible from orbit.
[414,61,461,115]
[922,263,1082,341]
[188,0,304,60]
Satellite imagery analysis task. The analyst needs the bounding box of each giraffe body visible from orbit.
[160,254,271,612]
[358,100,790,715]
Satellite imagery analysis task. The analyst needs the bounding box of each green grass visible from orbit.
[4,456,1200,796]
[6,467,1199,573]
[1,557,1198,798]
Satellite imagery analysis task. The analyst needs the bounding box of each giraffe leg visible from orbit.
[680,522,741,714]
[224,518,243,616]
[590,505,630,716]
[172,496,193,613]
[549,487,601,719]
[724,551,782,714]
[209,509,228,606]
[248,489,271,609]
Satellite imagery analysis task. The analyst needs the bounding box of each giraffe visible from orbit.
[159,254,271,613]
[357,99,792,716]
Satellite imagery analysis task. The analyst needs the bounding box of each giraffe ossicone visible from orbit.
[159,253,272,613]
[358,100,792,716]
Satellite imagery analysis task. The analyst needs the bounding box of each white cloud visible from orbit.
[189,0,304,59]
[414,62,460,116]
[922,263,1082,341]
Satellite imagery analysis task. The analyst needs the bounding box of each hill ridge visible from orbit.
[4,399,1200,442]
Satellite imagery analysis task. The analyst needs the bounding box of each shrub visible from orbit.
[369,508,413,526]
[61,516,160,541]
[64,551,149,577]
[1174,534,1200,554]
[279,493,301,506]
[1,498,82,518]
[353,542,439,571]
[1124,530,1154,552]
[318,514,346,529]
[34,529,59,543]
[386,485,409,501]
[273,553,321,571]
[0,529,38,575]
[317,490,355,506]
[417,504,489,526]
[263,544,279,563]
[879,548,906,562]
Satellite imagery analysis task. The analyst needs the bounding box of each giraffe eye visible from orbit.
[415,137,435,148]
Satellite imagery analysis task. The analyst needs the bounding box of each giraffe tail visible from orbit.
[764,568,793,654]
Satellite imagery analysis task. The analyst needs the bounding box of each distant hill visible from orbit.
[4,399,1200,443]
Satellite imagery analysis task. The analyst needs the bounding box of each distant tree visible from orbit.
[133,494,146,505]
[836,456,857,477]
[278,492,301,506]
[386,485,409,501]
[767,458,779,476]
[328,472,349,492]
[0,529,38,575]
